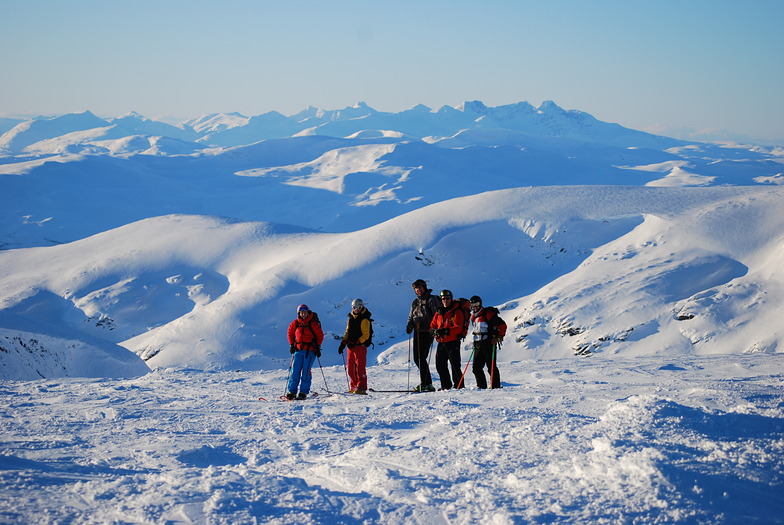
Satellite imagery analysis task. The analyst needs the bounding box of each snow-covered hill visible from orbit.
[2,183,781,376]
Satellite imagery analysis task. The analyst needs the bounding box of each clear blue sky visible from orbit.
[2,0,783,143]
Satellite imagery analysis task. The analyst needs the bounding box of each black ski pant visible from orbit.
[412,330,433,387]
[435,339,463,390]
[472,340,501,389]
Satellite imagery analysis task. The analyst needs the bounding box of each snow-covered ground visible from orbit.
[1,101,783,523]
[2,352,783,524]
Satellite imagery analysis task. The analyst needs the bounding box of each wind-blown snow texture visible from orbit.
[1,101,783,523]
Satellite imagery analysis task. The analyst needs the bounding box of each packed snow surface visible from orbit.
[1,354,783,524]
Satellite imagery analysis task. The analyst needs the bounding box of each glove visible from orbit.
[338,340,347,354]
[290,344,296,354]
[405,321,414,334]
[315,346,322,358]
[433,328,447,337]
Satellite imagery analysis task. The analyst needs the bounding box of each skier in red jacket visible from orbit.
[286,304,324,400]
[429,289,466,390]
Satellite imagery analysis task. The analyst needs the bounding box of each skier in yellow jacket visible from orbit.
[339,298,373,394]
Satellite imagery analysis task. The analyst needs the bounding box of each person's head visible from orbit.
[412,279,427,296]
[440,289,453,305]
[470,295,482,312]
[351,298,364,312]
[297,304,310,318]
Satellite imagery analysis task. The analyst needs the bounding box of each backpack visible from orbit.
[483,306,507,338]
[455,298,471,340]
[366,312,374,347]
[301,311,322,347]
[360,309,374,347]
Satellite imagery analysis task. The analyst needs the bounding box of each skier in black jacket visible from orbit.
[406,279,439,392]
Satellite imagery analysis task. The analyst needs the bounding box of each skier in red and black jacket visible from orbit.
[469,295,506,389]
[429,289,466,390]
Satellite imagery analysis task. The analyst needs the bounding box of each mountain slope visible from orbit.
[1,185,781,376]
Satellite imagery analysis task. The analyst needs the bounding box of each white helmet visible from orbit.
[351,298,364,310]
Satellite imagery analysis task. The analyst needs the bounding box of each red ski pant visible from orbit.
[347,345,368,391]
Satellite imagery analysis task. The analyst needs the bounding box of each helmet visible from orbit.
[440,289,453,298]
[469,295,482,305]
[297,304,309,313]
[412,279,427,289]
[351,298,364,310]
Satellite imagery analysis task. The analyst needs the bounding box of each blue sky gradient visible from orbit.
[2,0,782,143]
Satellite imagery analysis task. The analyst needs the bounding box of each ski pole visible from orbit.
[341,348,351,391]
[490,340,500,389]
[283,353,295,397]
[407,332,412,391]
[456,346,475,389]
[317,355,330,393]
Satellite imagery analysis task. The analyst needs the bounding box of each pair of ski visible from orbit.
[257,392,328,402]
[259,389,415,401]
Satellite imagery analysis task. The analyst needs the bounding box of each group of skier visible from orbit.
[284,279,506,400]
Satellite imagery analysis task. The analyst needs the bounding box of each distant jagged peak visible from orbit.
[335,101,379,119]
[112,111,155,123]
[404,103,433,113]
[67,109,99,117]
[456,100,489,114]
[185,112,248,124]
[481,101,539,121]
[435,104,463,115]
[537,100,566,114]
[456,100,541,120]
[181,112,250,134]
[300,102,379,123]
[49,109,108,124]
[535,100,597,123]
[247,110,289,123]
[14,110,110,132]
[290,105,321,121]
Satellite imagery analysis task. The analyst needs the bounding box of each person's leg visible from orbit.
[435,343,452,390]
[490,344,501,389]
[472,343,488,389]
[287,351,304,395]
[448,341,463,388]
[356,345,368,391]
[415,332,433,387]
[299,351,315,394]
[346,347,357,391]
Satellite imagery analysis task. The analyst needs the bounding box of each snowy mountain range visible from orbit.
[1,100,782,379]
